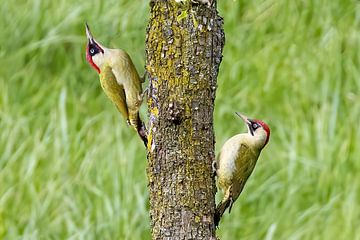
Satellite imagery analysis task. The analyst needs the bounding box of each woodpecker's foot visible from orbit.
[212,161,217,178]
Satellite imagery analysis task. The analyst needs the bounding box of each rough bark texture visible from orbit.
[145,0,224,239]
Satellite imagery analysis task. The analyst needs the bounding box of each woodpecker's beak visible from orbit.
[235,112,254,136]
[85,22,95,44]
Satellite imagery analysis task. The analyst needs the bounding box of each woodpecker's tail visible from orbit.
[137,119,148,147]
[129,113,148,147]
[214,197,234,227]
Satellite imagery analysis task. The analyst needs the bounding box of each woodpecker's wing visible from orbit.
[114,50,143,92]
[125,53,143,89]
[99,64,129,120]
[232,143,259,200]
[113,83,129,120]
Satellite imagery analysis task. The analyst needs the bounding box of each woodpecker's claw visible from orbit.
[212,161,217,177]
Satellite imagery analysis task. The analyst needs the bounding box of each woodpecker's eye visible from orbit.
[89,46,99,56]
[252,123,259,130]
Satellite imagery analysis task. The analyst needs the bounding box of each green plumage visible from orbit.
[85,23,147,146]
[215,134,261,226]
[218,143,259,203]
[99,64,129,121]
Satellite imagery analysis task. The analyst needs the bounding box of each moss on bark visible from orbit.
[145,0,224,239]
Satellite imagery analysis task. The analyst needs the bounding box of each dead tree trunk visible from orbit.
[145,0,224,239]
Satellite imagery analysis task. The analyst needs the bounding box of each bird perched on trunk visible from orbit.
[214,112,270,226]
[85,23,147,146]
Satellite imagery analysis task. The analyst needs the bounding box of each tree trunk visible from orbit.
[145,0,224,239]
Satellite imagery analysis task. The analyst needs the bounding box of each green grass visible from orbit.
[0,0,359,239]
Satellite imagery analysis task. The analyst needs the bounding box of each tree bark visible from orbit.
[145,0,224,239]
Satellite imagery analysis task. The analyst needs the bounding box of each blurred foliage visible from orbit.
[0,0,359,239]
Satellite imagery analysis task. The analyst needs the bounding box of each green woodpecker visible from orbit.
[214,112,270,226]
[85,23,147,146]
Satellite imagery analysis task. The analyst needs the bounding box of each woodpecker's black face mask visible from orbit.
[88,42,101,56]
[246,120,255,136]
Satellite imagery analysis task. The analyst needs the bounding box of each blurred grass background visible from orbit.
[0,0,359,239]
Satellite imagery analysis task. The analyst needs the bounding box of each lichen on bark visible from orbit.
[145,0,224,239]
